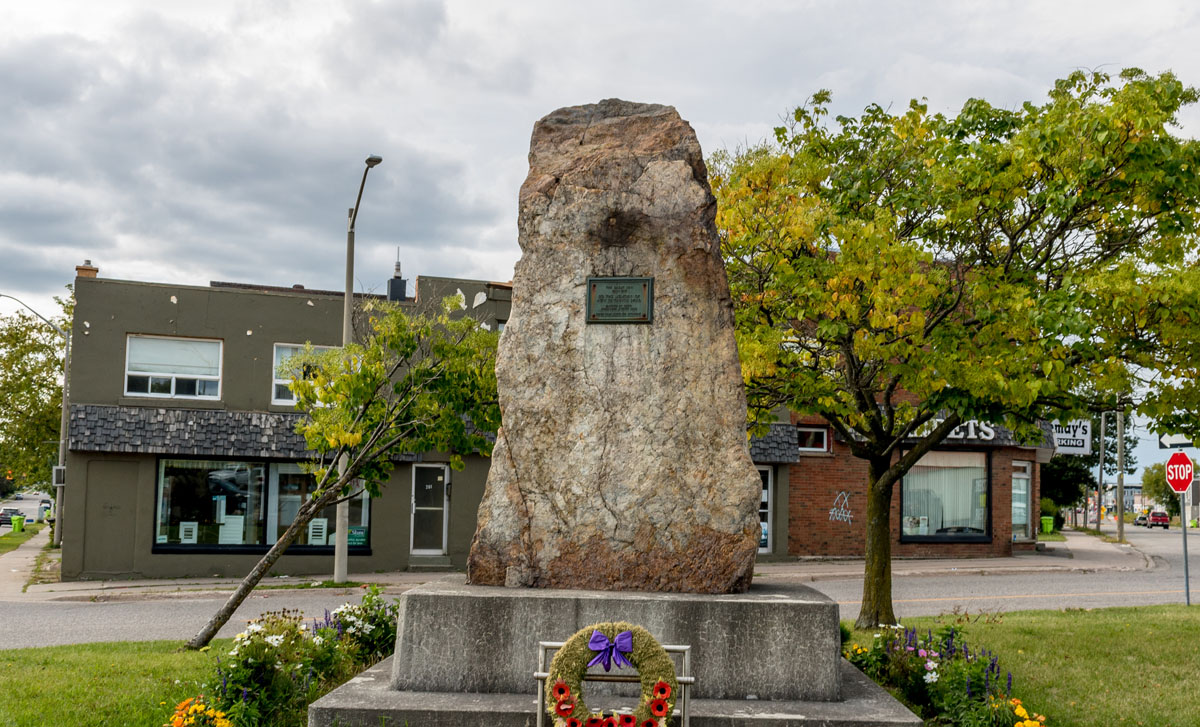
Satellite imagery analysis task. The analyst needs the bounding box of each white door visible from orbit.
[757,466,773,553]
[411,464,449,555]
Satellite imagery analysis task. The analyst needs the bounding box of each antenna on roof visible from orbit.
[388,247,407,302]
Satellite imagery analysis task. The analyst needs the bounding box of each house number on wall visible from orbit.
[829,491,853,525]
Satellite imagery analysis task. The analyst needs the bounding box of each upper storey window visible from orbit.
[125,335,222,399]
[272,343,335,405]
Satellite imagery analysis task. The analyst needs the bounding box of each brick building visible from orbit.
[781,416,1053,559]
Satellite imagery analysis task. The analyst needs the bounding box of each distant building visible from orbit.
[774,414,1053,559]
[62,263,509,579]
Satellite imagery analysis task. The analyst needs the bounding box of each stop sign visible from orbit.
[1166,451,1194,494]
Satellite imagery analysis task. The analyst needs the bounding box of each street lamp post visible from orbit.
[335,154,382,584]
[0,293,70,547]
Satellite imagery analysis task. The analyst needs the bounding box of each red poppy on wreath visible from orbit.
[649,698,669,717]
[602,717,617,727]
[639,720,657,727]
[585,717,604,727]
[555,700,576,718]
[651,680,671,700]
[617,715,637,727]
[566,719,583,727]
[552,679,572,701]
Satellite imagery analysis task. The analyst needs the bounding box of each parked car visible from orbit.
[1134,514,1148,527]
[1149,511,1170,529]
[0,507,22,526]
[12,492,22,500]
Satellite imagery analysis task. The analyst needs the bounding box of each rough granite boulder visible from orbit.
[466,99,761,594]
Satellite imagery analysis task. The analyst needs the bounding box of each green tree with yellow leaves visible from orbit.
[187,297,499,648]
[0,293,71,489]
[712,69,1200,628]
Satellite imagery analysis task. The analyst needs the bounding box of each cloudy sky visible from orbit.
[3,0,1198,472]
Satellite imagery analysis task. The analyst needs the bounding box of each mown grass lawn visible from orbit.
[0,522,45,556]
[849,605,1200,727]
[0,640,227,727]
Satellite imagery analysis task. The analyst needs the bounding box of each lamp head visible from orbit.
[365,155,383,168]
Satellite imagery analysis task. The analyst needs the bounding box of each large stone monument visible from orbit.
[309,100,920,727]
[466,99,761,593]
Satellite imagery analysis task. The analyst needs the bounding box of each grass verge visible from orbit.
[0,640,228,727]
[0,522,45,556]
[848,605,1200,727]
[1037,531,1066,542]
[25,538,61,590]
[1069,525,1125,544]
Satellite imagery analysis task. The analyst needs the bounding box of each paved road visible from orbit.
[807,523,1199,621]
[0,587,378,649]
[4,523,1197,647]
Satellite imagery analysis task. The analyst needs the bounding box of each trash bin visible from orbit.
[37,505,47,523]
[10,515,25,533]
[1040,516,1054,534]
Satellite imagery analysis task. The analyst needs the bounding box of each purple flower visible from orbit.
[1007,671,1013,696]
[966,674,971,697]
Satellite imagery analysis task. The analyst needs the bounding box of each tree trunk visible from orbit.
[856,455,897,629]
[185,486,341,650]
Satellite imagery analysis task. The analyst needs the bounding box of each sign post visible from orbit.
[1166,451,1194,606]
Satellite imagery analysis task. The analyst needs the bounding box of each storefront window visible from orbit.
[269,463,370,546]
[1012,460,1032,540]
[156,459,266,545]
[901,452,988,539]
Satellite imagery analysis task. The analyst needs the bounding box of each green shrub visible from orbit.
[845,625,1048,726]
[212,608,356,727]
[196,586,400,727]
[327,584,399,661]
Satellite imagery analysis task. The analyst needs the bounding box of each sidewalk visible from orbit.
[0,523,52,598]
[0,527,1149,603]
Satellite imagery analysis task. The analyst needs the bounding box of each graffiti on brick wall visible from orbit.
[829,491,853,525]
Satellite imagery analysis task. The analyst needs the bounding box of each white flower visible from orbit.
[313,635,324,646]
[924,660,936,671]
[264,634,285,647]
[247,623,263,633]
[923,671,939,684]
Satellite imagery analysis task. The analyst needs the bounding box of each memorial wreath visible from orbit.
[545,621,678,727]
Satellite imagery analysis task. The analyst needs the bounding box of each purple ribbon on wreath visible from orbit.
[587,629,633,671]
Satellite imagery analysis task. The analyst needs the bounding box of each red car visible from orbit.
[1148,511,1170,529]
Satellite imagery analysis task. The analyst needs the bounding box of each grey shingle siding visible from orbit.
[749,423,800,464]
[68,404,417,461]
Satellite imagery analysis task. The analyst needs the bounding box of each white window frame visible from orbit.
[757,465,773,554]
[272,343,336,405]
[411,464,450,556]
[797,426,829,453]
[1012,460,1033,541]
[125,335,222,400]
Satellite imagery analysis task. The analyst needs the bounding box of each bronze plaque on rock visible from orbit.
[586,277,653,323]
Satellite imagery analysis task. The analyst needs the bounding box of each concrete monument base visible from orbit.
[309,576,920,726]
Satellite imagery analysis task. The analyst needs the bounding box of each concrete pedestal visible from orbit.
[309,576,920,726]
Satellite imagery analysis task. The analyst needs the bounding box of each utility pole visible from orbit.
[1096,412,1106,529]
[1116,410,1125,541]
[335,154,382,584]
